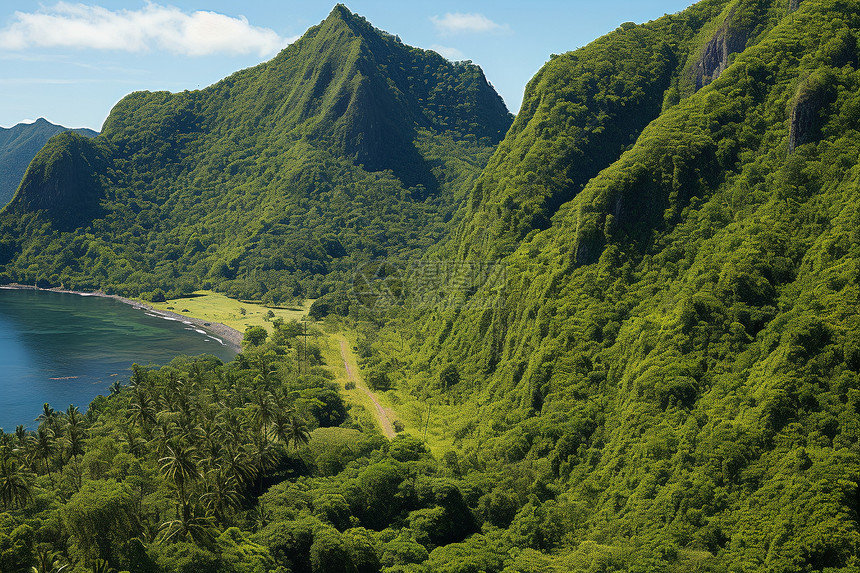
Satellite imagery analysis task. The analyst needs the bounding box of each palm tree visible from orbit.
[108,381,122,397]
[158,502,217,547]
[270,408,292,445]
[217,409,246,445]
[158,440,200,508]
[249,391,276,436]
[30,545,69,572]
[30,425,57,485]
[252,353,278,391]
[128,386,156,436]
[14,425,28,446]
[220,444,256,488]
[120,425,145,457]
[196,417,223,472]
[64,405,86,488]
[284,415,310,451]
[88,559,115,573]
[200,469,241,525]
[35,403,59,429]
[0,455,31,509]
[250,501,270,532]
[249,430,277,495]
[208,376,226,405]
[0,431,12,456]
[128,363,149,389]
[187,360,208,390]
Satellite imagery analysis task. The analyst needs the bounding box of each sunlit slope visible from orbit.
[371,1,860,569]
[0,5,512,303]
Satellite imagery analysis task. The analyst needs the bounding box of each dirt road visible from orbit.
[339,339,395,439]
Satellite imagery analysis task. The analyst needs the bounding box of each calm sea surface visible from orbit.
[0,288,236,430]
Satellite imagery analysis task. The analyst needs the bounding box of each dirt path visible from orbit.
[339,339,395,439]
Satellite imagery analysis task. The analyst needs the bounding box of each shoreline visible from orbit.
[0,284,243,353]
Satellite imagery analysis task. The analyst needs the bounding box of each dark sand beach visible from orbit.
[0,284,243,352]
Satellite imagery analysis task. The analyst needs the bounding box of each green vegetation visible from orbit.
[452,0,728,261]
[0,321,491,573]
[0,118,97,209]
[0,5,512,303]
[4,0,860,571]
[349,0,860,571]
[146,291,311,334]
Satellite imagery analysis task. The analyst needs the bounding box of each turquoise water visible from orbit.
[0,289,236,430]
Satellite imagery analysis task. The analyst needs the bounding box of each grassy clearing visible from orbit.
[319,324,454,456]
[382,389,457,458]
[147,290,312,334]
[317,327,395,438]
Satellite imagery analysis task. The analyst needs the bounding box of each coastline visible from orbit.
[0,284,243,353]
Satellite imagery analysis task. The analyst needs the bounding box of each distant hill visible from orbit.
[0,118,97,208]
[0,5,512,302]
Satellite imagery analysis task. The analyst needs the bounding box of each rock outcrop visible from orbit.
[689,9,750,91]
[788,69,835,154]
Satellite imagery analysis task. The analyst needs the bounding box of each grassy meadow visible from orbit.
[146,290,312,334]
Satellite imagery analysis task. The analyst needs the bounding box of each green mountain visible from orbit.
[0,118,97,209]
[4,1,860,573]
[0,4,511,302]
[358,0,860,570]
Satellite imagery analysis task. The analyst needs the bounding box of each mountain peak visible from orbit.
[322,4,374,37]
[328,3,354,20]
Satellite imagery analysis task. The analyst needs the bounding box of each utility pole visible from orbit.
[302,319,308,374]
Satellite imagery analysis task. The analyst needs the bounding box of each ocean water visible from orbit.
[0,288,236,430]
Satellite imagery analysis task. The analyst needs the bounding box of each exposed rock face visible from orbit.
[788,0,802,13]
[789,92,819,154]
[787,67,838,154]
[690,9,749,91]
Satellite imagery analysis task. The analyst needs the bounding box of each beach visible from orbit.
[0,284,244,352]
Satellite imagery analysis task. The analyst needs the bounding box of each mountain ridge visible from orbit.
[0,5,512,302]
[0,118,97,209]
[359,0,860,570]
[2,1,860,572]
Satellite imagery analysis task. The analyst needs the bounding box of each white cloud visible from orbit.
[0,2,287,57]
[431,13,506,35]
[430,44,464,61]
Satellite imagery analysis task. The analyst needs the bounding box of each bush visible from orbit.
[367,368,392,391]
[243,326,268,347]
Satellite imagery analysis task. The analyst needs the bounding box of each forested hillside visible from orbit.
[3,0,860,572]
[0,5,511,303]
[0,119,97,209]
[358,0,860,570]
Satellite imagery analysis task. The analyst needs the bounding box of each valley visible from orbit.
[2,1,860,572]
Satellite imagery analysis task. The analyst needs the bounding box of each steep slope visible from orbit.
[0,118,97,208]
[451,0,730,261]
[0,5,511,302]
[365,0,860,570]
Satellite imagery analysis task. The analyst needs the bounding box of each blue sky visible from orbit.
[0,1,697,130]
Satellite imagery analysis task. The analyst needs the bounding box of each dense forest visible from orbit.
[359,0,860,570]
[0,119,97,209]
[0,5,511,304]
[4,0,860,572]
